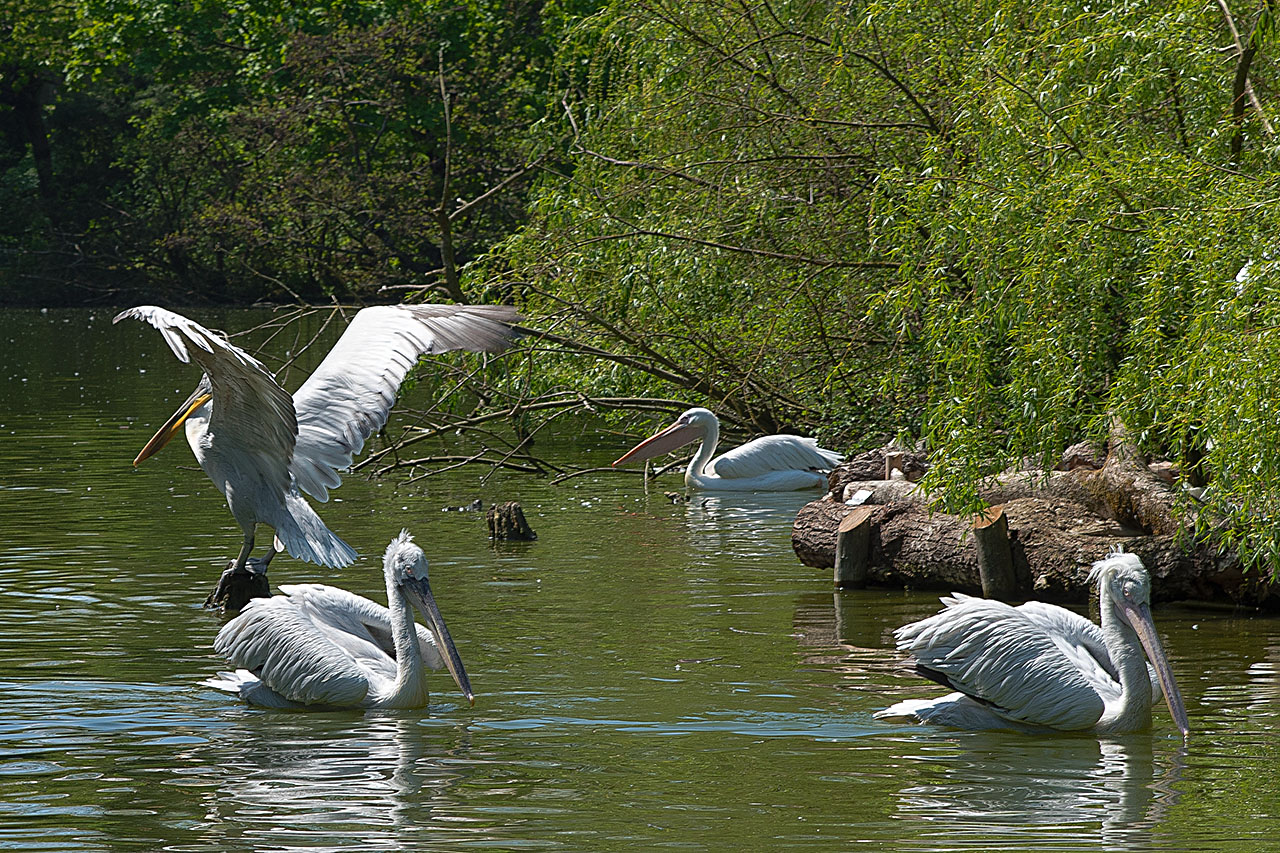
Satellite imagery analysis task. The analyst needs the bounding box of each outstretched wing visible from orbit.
[114,306,297,499]
[895,595,1106,731]
[709,435,842,479]
[213,594,374,707]
[289,304,521,500]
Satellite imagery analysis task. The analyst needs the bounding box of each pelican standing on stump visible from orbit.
[875,551,1190,736]
[612,407,842,491]
[115,304,520,606]
[203,530,472,709]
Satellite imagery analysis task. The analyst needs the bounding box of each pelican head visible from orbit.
[1089,550,1190,736]
[385,531,474,705]
[133,374,213,466]
[612,407,715,467]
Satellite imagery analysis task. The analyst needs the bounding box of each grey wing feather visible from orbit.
[114,306,297,499]
[213,595,372,707]
[277,583,445,670]
[1013,598,1119,683]
[896,596,1105,730]
[290,304,521,501]
[709,435,843,478]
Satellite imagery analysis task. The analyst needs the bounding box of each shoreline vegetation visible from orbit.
[8,0,1280,584]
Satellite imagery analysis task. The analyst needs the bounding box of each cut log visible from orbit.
[487,501,538,541]
[973,505,1016,599]
[795,422,1276,605]
[828,445,929,494]
[833,506,875,588]
[793,499,856,568]
[793,491,1261,604]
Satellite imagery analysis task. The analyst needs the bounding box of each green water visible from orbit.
[1,308,1276,851]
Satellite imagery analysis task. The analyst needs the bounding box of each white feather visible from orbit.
[115,304,519,571]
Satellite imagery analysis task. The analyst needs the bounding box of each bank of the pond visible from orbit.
[791,443,1275,609]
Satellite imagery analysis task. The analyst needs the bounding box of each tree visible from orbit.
[0,0,597,303]
[486,0,1280,573]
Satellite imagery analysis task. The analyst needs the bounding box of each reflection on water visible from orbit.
[201,714,477,852]
[888,733,1186,851]
[1,309,1279,851]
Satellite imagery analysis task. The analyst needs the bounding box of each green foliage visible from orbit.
[2,0,592,302]
[483,0,1280,571]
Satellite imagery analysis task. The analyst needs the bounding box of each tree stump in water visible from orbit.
[973,505,1016,599]
[488,501,537,541]
[833,505,875,588]
[205,563,271,614]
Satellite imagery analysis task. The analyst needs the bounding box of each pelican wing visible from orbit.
[213,594,376,707]
[708,434,842,478]
[289,304,521,501]
[1012,598,1120,684]
[895,595,1106,730]
[114,306,297,499]
[278,583,445,670]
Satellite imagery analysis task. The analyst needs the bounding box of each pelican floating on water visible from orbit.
[612,407,842,490]
[115,304,519,595]
[875,551,1189,736]
[203,530,472,709]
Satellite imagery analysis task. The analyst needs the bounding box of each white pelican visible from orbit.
[203,530,472,709]
[611,407,842,490]
[115,304,519,593]
[876,551,1190,736]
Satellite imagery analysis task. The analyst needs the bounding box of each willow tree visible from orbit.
[486,0,1280,570]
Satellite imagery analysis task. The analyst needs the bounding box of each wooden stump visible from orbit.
[973,505,1016,600]
[204,563,271,614]
[834,506,875,588]
[488,501,538,541]
[885,451,906,480]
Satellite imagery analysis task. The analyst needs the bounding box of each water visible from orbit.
[1,308,1277,851]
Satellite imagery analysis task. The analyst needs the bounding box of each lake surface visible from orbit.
[1,307,1277,851]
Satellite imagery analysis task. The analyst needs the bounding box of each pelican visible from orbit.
[115,304,519,596]
[202,530,472,709]
[875,551,1190,736]
[611,407,842,490]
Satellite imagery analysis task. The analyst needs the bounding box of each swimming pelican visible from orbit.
[875,551,1190,736]
[203,530,472,709]
[115,304,519,596]
[611,407,842,490]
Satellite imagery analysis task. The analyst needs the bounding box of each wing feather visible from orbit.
[290,304,521,500]
[212,595,372,707]
[114,306,297,499]
[708,435,842,479]
[895,596,1106,730]
[277,583,444,669]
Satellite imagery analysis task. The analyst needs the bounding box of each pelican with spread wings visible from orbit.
[115,304,520,601]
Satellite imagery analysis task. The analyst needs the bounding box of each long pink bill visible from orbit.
[612,422,702,467]
[1123,598,1190,738]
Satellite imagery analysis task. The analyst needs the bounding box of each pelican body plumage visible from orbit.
[612,407,842,491]
[875,551,1190,736]
[115,304,520,591]
[203,530,472,709]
